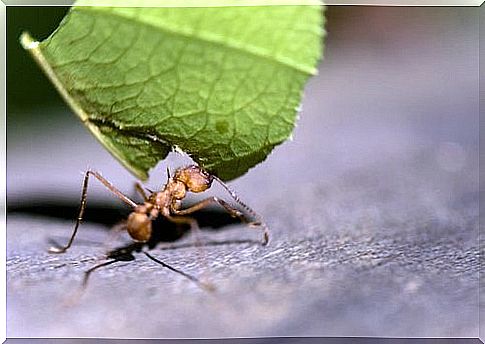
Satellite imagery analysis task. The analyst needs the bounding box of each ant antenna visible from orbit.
[166,167,171,179]
[143,251,215,291]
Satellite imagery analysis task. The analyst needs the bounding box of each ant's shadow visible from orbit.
[8,200,241,230]
[9,199,257,252]
[89,218,259,290]
[107,234,260,263]
[10,199,259,289]
[35,205,259,289]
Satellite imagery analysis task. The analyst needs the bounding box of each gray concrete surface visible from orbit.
[7,7,480,339]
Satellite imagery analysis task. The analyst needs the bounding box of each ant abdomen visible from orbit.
[127,211,152,242]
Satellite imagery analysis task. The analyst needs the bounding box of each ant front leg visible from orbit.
[165,214,201,239]
[49,170,137,254]
[172,197,269,245]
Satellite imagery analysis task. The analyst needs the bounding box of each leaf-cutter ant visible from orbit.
[49,165,269,290]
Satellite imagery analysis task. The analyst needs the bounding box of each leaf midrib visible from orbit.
[75,6,318,75]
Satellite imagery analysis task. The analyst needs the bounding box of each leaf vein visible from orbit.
[77,6,318,75]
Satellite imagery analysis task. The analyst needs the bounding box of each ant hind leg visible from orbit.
[49,170,137,254]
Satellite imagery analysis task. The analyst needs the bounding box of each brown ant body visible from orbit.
[49,165,269,290]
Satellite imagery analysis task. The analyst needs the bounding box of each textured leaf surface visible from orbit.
[24,3,324,180]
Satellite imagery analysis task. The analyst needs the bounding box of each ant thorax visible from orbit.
[148,181,186,211]
[149,188,174,212]
[167,180,187,200]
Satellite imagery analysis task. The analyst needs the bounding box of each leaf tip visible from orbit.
[19,31,39,50]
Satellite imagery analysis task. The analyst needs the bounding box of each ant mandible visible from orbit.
[49,164,269,255]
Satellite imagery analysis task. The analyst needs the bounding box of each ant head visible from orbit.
[126,205,153,242]
[174,165,213,193]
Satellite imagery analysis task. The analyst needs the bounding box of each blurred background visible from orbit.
[7,6,480,338]
[7,6,478,202]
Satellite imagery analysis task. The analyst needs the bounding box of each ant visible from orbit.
[49,165,269,290]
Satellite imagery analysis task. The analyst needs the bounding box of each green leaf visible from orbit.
[21,2,324,181]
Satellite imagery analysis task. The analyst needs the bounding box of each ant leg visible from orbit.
[49,170,137,254]
[83,247,136,288]
[134,182,149,201]
[83,259,118,288]
[166,215,204,250]
[99,221,127,253]
[173,197,269,246]
[143,252,214,291]
[173,197,244,219]
[61,259,119,306]
[212,175,269,245]
[165,215,214,289]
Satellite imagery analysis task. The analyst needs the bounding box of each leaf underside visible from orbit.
[35,4,324,180]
